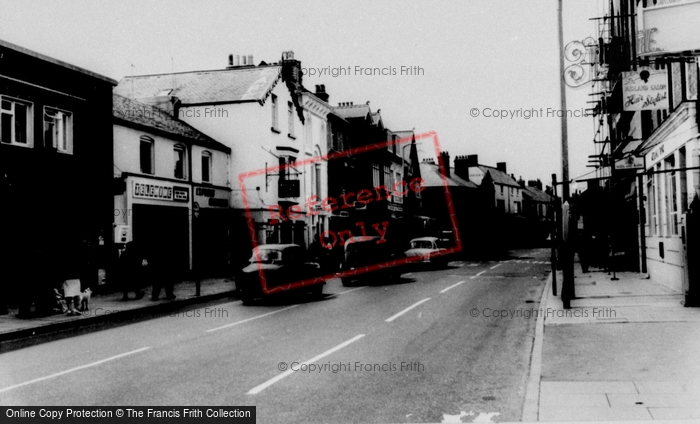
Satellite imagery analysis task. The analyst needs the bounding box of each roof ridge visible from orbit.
[121,64,281,80]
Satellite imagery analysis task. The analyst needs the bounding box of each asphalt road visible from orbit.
[0,248,551,423]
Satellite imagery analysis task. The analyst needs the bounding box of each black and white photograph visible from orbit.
[1,1,700,423]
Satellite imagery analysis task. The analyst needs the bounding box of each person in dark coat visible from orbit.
[150,248,176,301]
[119,242,146,300]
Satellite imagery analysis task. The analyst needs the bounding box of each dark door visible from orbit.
[132,204,190,276]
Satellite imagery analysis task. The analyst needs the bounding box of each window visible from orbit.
[139,136,154,174]
[665,155,678,236]
[515,201,521,214]
[372,163,380,187]
[201,151,212,183]
[654,164,661,235]
[44,107,73,153]
[271,94,278,131]
[1,96,32,147]
[500,185,504,194]
[384,165,391,201]
[174,145,187,179]
[497,199,506,213]
[287,101,295,137]
[314,163,321,198]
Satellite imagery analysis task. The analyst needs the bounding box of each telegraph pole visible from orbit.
[558,0,574,308]
[558,0,569,201]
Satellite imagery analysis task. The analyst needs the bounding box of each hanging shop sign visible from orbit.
[638,0,700,56]
[622,68,669,111]
[615,155,645,170]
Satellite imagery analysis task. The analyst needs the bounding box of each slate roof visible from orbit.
[479,166,520,187]
[522,185,554,203]
[0,38,117,85]
[419,162,478,189]
[114,66,282,105]
[113,94,229,153]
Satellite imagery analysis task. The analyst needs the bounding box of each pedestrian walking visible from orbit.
[119,242,146,300]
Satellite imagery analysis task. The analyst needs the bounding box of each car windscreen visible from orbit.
[250,249,283,263]
[410,240,435,249]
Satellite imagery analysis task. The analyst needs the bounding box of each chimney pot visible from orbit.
[248,54,254,66]
[228,54,233,66]
[235,55,240,66]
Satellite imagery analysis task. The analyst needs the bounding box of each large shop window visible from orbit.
[140,136,154,174]
[44,107,73,153]
[201,151,212,183]
[1,96,32,147]
[174,144,187,180]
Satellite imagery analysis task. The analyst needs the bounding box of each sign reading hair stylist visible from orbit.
[622,67,669,111]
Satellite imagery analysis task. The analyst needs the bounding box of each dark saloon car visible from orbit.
[236,244,325,304]
[339,236,403,286]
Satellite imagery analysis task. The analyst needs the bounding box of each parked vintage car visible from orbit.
[403,236,449,268]
[339,236,403,286]
[236,244,325,304]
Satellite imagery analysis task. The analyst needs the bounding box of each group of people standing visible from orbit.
[119,242,176,301]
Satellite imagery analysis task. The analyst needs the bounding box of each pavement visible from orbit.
[0,277,236,352]
[523,261,700,423]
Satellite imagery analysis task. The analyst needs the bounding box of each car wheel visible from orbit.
[309,284,324,297]
[341,277,353,287]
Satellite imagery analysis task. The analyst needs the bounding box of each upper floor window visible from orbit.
[201,151,212,183]
[140,135,154,174]
[174,144,187,180]
[44,107,73,153]
[271,94,279,131]
[287,101,295,138]
[1,96,32,147]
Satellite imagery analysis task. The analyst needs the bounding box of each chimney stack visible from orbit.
[315,84,329,102]
[454,155,470,181]
[439,151,451,178]
[497,162,507,173]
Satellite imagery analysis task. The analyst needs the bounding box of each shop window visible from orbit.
[287,101,295,138]
[0,96,32,147]
[655,164,662,235]
[174,144,187,180]
[201,151,212,183]
[679,147,688,212]
[271,94,278,132]
[44,107,73,153]
[665,155,678,236]
[140,136,154,174]
[646,176,654,235]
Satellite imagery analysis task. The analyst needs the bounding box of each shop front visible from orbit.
[118,176,192,277]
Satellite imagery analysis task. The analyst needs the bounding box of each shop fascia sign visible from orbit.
[132,179,189,202]
[621,67,669,111]
[638,0,700,56]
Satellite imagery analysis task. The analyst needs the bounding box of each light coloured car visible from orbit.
[403,237,448,267]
